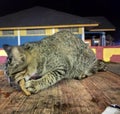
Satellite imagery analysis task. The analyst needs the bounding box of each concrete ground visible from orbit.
[107,62,120,75]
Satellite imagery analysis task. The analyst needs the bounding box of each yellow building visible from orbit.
[1,6,119,63]
[0,6,99,47]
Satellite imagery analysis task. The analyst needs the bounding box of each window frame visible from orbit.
[2,30,14,36]
[58,27,79,33]
[26,29,46,35]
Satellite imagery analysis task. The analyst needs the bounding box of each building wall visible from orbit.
[91,46,120,63]
[0,27,82,47]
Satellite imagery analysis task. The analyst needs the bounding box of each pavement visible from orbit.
[107,62,120,75]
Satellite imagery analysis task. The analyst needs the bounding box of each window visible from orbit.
[27,29,45,35]
[2,30,14,35]
[58,27,79,33]
[71,28,79,33]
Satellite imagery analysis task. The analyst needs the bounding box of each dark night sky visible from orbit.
[0,0,120,39]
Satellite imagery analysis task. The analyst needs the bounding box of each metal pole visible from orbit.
[17,29,20,45]
[52,28,55,34]
[100,32,106,46]
[81,27,85,41]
